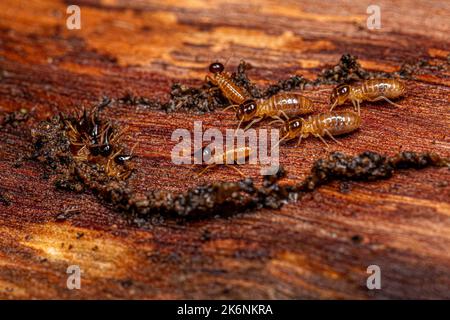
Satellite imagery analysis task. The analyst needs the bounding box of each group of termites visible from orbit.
[198,61,406,175]
[64,107,137,179]
[62,61,406,179]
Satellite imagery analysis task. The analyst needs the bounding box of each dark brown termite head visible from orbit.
[236,99,257,121]
[281,118,302,138]
[330,84,351,106]
[209,62,224,74]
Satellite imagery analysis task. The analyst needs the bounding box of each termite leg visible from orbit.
[106,148,124,174]
[70,141,85,146]
[204,75,221,94]
[351,99,360,115]
[130,142,139,154]
[197,164,216,177]
[271,133,289,152]
[234,118,244,136]
[279,110,290,121]
[110,126,128,143]
[324,129,342,145]
[174,101,184,110]
[314,133,330,148]
[110,148,123,159]
[296,135,303,147]
[372,96,403,108]
[269,116,284,126]
[65,121,78,134]
[225,164,245,177]
[329,100,338,112]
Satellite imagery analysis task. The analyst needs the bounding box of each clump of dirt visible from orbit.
[116,54,448,114]
[232,60,310,99]
[163,83,230,113]
[289,151,449,193]
[0,108,30,129]
[315,54,449,84]
[314,53,387,84]
[396,58,449,78]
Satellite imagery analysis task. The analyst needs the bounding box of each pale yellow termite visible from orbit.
[273,111,361,148]
[194,145,252,177]
[230,93,314,131]
[205,62,250,105]
[330,79,406,114]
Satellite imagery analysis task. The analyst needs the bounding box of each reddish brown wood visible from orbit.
[0,0,449,299]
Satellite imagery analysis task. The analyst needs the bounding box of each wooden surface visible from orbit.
[0,0,449,299]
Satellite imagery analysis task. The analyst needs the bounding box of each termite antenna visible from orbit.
[223,104,238,112]
[269,119,285,126]
[314,88,332,93]
[197,164,215,177]
[329,100,338,112]
[223,53,235,70]
[225,164,245,177]
[269,115,286,126]
[271,134,289,153]
[130,141,139,154]
[243,117,262,131]
[234,118,244,137]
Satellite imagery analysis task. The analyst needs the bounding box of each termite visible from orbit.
[105,143,138,180]
[330,79,405,114]
[273,111,361,148]
[205,62,250,105]
[231,93,314,131]
[195,146,252,177]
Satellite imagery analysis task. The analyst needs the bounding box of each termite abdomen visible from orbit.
[360,79,405,100]
[312,111,361,136]
[263,93,314,118]
[207,62,249,105]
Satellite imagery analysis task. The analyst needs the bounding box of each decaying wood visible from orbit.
[0,0,449,299]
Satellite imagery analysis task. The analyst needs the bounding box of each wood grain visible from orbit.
[0,0,449,299]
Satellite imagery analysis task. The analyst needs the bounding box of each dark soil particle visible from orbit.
[351,234,364,244]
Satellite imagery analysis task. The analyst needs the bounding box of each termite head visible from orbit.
[209,62,224,74]
[280,119,302,139]
[330,84,351,107]
[236,100,257,121]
